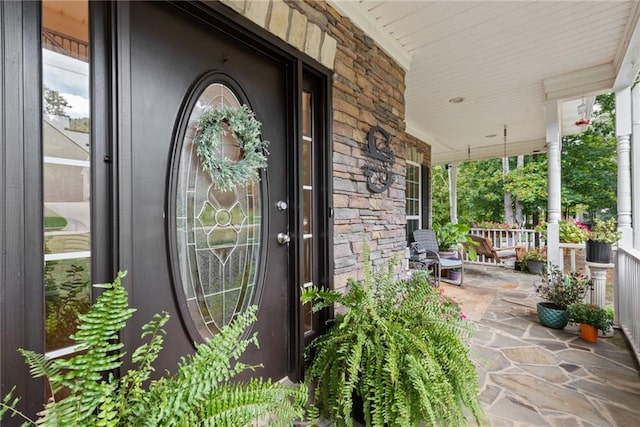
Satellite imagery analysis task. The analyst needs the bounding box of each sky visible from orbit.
[43,49,90,119]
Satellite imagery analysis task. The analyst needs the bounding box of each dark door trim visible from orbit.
[0,1,45,420]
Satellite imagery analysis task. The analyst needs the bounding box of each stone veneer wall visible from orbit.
[218,0,431,288]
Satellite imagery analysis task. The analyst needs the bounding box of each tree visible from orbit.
[456,159,505,225]
[561,93,617,220]
[514,155,525,225]
[43,86,70,117]
[502,156,515,224]
[505,155,548,225]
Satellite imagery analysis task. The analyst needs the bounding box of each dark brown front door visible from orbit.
[120,2,291,379]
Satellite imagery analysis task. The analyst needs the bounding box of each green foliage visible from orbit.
[302,242,483,427]
[533,264,591,310]
[433,222,470,251]
[1,272,306,426]
[567,303,614,331]
[588,218,621,244]
[505,156,548,216]
[433,222,478,260]
[195,105,269,192]
[456,159,506,224]
[521,248,547,263]
[535,220,589,243]
[561,93,617,216]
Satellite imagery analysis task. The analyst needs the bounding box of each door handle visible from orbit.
[277,232,290,245]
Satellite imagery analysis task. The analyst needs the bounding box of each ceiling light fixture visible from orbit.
[448,97,465,104]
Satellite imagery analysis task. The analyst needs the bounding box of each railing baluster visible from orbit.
[616,245,640,367]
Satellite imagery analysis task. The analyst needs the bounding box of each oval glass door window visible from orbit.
[175,82,262,339]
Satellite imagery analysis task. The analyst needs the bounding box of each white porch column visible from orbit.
[448,163,458,223]
[546,100,562,268]
[632,85,640,249]
[616,87,633,246]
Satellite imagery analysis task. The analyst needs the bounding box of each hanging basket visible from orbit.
[537,302,568,329]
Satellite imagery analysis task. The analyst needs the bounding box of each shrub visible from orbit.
[567,303,614,331]
[0,272,306,426]
[535,220,589,243]
[589,218,621,244]
[533,264,591,310]
[302,243,483,427]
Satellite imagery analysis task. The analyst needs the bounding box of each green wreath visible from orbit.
[195,105,269,192]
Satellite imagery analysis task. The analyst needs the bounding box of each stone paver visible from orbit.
[465,264,640,426]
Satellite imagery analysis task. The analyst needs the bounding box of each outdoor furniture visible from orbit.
[466,234,519,266]
[410,229,463,285]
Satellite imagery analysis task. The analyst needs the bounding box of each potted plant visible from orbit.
[566,303,614,343]
[535,219,589,243]
[533,264,591,329]
[586,218,621,263]
[302,243,483,427]
[433,222,477,260]
[521,248,547,274]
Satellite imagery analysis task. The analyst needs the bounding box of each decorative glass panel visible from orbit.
[302,90,314,335]
[175,83,262,339]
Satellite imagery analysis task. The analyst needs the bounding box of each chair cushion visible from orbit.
[440,258,463,268]
[495,249,516,259]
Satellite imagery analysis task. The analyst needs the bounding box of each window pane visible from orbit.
[43,0,91,355]
[304,189,312,235]
[303,140,312,187]
[304,238,313,285]
[302,90,314,335]
[303,92,312,138]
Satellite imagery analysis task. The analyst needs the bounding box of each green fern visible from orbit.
[304,243,484,426]
[1,272,306,426]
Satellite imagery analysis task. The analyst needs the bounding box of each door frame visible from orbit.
[111,0,334,383]
[0,1,334,419]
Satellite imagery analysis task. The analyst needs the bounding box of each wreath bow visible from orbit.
[195,105,269,191]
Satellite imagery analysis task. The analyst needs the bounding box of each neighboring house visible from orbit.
[2,0,639,422]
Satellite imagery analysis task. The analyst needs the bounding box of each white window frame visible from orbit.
[406,160,422,229]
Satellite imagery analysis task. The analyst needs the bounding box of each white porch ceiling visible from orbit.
[329,1,640,165]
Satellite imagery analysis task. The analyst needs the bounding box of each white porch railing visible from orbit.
[467,228,588,272]
[615,244,640,366]
[467,228,540,265]
[559,243,584,272]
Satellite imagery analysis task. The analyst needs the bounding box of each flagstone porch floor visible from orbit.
[453,264,640,426]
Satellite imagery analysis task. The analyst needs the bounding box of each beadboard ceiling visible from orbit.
[329,1,640,164]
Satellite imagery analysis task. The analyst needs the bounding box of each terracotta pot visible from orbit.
[580,323,598,343]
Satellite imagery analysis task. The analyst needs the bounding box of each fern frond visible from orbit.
[0,387,35,426]
[305,238,484,426]
[19,350,62,397]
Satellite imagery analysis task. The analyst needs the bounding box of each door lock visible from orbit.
[277,232,290,245]
[276,200,288,211]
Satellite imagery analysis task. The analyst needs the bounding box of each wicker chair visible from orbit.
[409,229,463,285]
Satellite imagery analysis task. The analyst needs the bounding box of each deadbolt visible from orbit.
[276,200,288,211]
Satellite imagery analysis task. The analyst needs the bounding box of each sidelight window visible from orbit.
[42,0,92,358]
